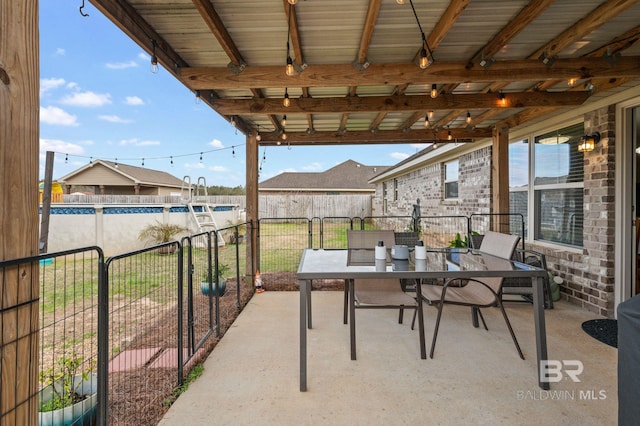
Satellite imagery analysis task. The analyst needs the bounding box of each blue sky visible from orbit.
[39,1,421,187]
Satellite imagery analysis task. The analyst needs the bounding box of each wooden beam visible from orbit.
[257,127,492,145]
[356,0,382,65]
[428,0,471,50]
[180,56,640,89]
[211,91,590,115]
[530,0,638,60]
[492,127,510,229]
[192,0,246,66]
[1,0,40,424]
[468,0,555,69]
[245,132,259,286]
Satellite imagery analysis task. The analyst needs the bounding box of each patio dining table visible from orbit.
[297,247,550,392]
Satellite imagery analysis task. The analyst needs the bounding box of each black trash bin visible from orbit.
[618,295,640,425]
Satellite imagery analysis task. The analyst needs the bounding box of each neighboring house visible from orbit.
[370,86,640,319]
[58,160,185,196]
[259,160,388,195]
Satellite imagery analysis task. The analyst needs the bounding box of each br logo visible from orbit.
[540,360,584,383]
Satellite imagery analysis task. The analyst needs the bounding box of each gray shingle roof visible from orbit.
[260,160,388,191]
[59,160,184,188]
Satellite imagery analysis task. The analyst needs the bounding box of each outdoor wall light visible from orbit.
[578,132,600,152]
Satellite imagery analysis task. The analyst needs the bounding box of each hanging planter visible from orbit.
[200,263,229,296]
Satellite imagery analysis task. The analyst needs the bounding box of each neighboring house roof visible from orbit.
[58,160,185,188]
[260,160,389,192]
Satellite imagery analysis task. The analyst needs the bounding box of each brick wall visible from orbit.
[375,110,617,317]
[528,106,616,317]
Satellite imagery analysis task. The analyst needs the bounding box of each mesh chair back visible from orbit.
[478,231,520,259]
[347,230,395,249]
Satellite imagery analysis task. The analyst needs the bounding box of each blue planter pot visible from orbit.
[39,373,97,426]
[200,278,227,296]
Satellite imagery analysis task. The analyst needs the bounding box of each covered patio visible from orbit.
[159,291,616,424]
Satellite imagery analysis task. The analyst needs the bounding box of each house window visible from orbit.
[509,140,529,237]
[533,123,584,247]
[393,179,398,201]
[382,182,388,214]
[444,160,459,199]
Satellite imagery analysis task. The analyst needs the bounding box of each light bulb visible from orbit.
[447,129,452,141]
[424,115,429,128]
[466,111,471,124]
[288,0,297,4]
[256,132,261,142]
[396,0,406,4]
[281,115,287,127]
[286,57,295,76]
[419,48,429,69]
[283,90,290,107]
[430,84,438,99]
[282,132,287,141]
[150,55,158,74]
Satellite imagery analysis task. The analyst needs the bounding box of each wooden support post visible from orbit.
[0,0,40,423]
[245,131,259,286]
[492,126,510,233]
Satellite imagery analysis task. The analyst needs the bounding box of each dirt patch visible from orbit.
[108,273,342,425]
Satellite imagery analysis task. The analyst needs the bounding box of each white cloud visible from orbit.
[40,78,66,95]
[118,138,160,146]
[209,165,230,172]
[60,91,112,107]
[66,82,78,90]
[390,152,410,160]
[106,60,138,70]
[185,162,206,169]
[125,96,144,106]
[301,162,323,171]
[54,48,65,56]
[40,106,79,126]
[208,139,225,148]
[99,115,133,124]
[40,138,84,155]
[137,52,149,61]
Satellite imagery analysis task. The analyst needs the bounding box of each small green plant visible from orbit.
[138,221,189,244]
[39,353,92,412]
[203,263,229,281]
[449,233,469,248]
[163,364,204,407]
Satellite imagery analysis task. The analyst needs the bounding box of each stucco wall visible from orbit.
[41,204,241,256]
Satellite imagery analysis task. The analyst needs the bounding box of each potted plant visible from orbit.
[38,353,97,426]
[138,221,188,254]
[200,263,229,296]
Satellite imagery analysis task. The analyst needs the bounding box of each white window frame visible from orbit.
[444,160,459,199]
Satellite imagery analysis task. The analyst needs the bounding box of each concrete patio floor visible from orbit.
[159,291,617,425]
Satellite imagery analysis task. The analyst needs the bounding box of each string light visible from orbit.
[150,39,158,74]
[447,128,452,141]
[65,154,68,163]
[232,146,235,158]
[283,88,290,107]
[285,5,295,76]
[430,84,438,99]
[230,116,237,127]
[466,111,472,124]
[281,131,288,141]
[54,144,244,169]
[499,91,506,106]
[424,115,429,128]
[199,152,203,162]
[281,114,287,127]
[114,158,119,168]
[195,90,201,104]
[429,110,434,119]
[288,0,297,4]
[170,156,173,167]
